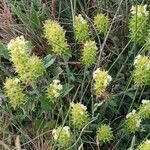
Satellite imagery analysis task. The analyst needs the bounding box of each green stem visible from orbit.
[63,55,74,84]
[128,86,139,113]
[80,66,88,101]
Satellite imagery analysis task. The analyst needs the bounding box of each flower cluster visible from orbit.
[70,102,89,130]
[81,40,97,66]
[97,124,113,143]
[129,5,149,44]
[133,55,150,86]
[7,36,45,84]
[137,139,150,150]
[47,80,63,102]
[4,78,26,108]
[74,14,90,42]
[93,68,112,96]
[126,110,141,133]
[7,35,30,54]
[138,100,150,119]
[94,13,110,35]
[43,19,69,55]
[52,126,73,148]
[19,55,45,84]
[130,5,148,16]
[8,36,30,72]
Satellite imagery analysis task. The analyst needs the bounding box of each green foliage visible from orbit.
[0,43,10,60]
[10,0,45,30]
[0,1,150,150]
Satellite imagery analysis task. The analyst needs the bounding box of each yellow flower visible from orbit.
[93,68,112,96]
[47,80,63,102]
[19,55,45,84]
[52,126,73,148]
[137,139,150,150]
[138,100,150,119]
[97,124,113,143]
[133,55,150,86]
[129,5,148,44]
[70,102,89,130]
[4,78,26,108]
[94,13,110,35]
[74,14,90,42]
[7,36,45,84]
[81,40,97,66]
[126,110,141,133]
[8,36,30,54]
[131,5,148,17]
[43,19,69,55]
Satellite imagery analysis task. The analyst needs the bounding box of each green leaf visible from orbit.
[0,43,10,60]
[43,54,56,68]
[45,120,56,129]
[35,119,45,133]
[41,98,54,111]
[29,9,41,29]
[62,84,74,96]
[32,0,41,8]
[52,67,63,78]
[127,135,136,150]
[93,102,104,112]
[11,5,27,25]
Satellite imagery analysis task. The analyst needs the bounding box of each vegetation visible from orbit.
[0,0,150,150]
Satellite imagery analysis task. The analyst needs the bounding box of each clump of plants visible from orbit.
[0,1,150,150]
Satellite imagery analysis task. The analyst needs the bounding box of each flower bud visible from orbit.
[94,13,110,35]
[97,124,113,143]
